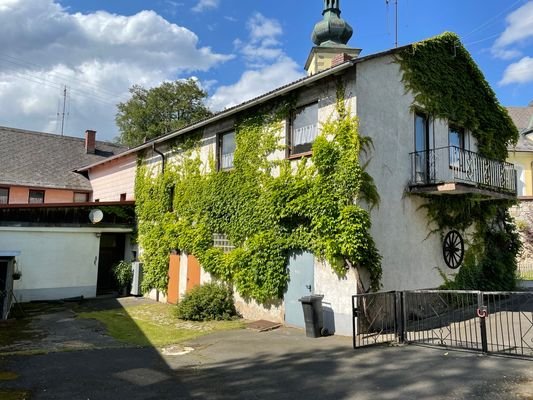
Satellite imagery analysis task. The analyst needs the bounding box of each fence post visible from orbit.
[477,292,488,353]
[352,295,357,349]
[395,291,405,344]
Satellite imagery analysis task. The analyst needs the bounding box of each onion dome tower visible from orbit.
[305,0,361,75]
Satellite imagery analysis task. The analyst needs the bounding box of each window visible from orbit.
[219,131,236,171]
[28,190,45,204]
[213,234,235,254]
[449,125,465,168]
[0,188,8,204]
[74,192,89,203]
[414,113,429,183]
[289,102,318,156]
[120,193,127,202]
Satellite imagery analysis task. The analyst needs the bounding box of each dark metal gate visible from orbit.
[353,290,533,358]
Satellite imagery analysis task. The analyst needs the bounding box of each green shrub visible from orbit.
[176,283,238,321]
[112,260,133,289]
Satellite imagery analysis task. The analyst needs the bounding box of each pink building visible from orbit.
[0,127,126,205]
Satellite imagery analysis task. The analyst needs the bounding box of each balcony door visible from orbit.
[414,113,430,183]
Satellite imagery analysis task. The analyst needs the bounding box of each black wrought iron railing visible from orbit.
[409,146,517,194]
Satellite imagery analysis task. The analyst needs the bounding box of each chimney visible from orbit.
[85,130,96,154]
[331,52,353,68]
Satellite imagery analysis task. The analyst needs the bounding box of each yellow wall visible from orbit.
[507,151,533,196]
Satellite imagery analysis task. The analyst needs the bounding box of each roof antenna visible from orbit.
[59,85,68,136]
[385,0,399,48]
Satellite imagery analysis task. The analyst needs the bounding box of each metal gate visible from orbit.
[352,291,402,349]
[353,290,533,358]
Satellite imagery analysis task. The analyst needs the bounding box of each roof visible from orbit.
[507,106,533,152]
[0,126,127,190]
[79,43,410,172]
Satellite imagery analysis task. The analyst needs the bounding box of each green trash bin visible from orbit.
[299,294,324,338]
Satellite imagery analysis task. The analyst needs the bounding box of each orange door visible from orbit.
[167,253,180,304]
[186,255,201,292]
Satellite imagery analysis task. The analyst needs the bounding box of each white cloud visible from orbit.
[500,56,533,85]
[0,0,232,140]
[208,13,304,111]
[192,0,219,13]
[235,13,285,67]
[492,1,533,59]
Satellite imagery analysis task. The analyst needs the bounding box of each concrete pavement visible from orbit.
[1,326,532,399]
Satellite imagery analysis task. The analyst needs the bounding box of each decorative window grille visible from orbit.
[213,234,235,253]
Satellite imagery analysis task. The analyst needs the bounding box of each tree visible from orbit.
[115,79,212,147]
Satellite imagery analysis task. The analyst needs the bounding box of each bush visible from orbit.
[176,283,238,321]
[112,260,133,289]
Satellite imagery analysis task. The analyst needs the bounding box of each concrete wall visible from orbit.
[0,227,132,302]
[0,227,100,302]
[356,56,457,291]
[88,154,137,202]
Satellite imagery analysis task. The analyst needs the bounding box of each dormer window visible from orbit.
[219,130,236,171]
[289,102,319,157]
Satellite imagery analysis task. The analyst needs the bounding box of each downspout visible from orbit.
[153,143,165,172]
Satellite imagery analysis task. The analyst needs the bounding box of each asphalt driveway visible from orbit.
[1,298,532,399]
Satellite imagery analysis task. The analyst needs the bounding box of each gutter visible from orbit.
[76,61,356,173]
[153,142,166,172]
[76,44,410,173]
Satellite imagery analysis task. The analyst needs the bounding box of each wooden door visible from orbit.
[186,255,201,292]
[167,253,180,304]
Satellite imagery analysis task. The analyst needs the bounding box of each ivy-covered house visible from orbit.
[85,2,519,335]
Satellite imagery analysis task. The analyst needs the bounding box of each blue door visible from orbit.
[284,252,314,328]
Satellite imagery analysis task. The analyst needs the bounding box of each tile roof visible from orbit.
[78,44,411,172]
[0,126,127,190]
[507,106,533,152]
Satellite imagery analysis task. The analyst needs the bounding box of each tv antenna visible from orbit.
[386,0,399,48]
[57,85,69,136]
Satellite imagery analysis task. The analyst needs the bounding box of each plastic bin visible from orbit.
[299,294,325,338]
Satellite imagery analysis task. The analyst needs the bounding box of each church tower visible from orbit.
[305,0,361,75]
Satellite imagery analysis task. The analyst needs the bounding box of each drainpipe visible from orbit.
[153,143,165,172]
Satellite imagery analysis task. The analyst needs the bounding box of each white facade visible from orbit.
[0,227,132,302]
[93,52,492,335]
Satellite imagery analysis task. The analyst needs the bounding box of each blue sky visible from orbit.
[0,0,531,140]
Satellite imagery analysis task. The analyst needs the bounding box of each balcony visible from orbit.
[409,146,517,199]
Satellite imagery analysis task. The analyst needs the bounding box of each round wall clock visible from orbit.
[443,230,464,269]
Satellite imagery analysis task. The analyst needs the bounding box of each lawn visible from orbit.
[78,302,243,347]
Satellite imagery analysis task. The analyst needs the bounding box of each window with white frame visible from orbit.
[219,131,236,170]
[213,234,235,253]
[289,102,318,156]
[449,125,465,168]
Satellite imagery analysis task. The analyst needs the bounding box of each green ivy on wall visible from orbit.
[398,32,521,290]
[135,82,382,302]
[397,32,518,160]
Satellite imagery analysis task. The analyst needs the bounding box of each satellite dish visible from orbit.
[89,209,104,224]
